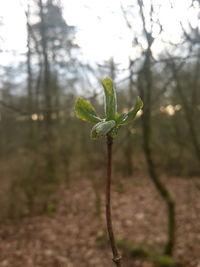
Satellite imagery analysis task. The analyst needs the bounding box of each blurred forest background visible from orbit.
[0,0,200,266]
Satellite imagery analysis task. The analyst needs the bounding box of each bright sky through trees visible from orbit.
[0,0,198,66]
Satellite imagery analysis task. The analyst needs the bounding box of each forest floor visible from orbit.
[0,173,200,267]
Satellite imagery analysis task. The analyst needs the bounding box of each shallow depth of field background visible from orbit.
[0,0,199,266]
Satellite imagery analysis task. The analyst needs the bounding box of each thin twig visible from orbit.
[106,135,122,267]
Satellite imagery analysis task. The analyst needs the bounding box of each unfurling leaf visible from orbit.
[116,97,143,125]
[74,78,143,139]
[91,120,116,139]
[75,98,102,123]
[102,78,117,121]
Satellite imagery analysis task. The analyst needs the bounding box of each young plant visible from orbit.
[74,77,143,267]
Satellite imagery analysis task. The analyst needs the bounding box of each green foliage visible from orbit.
[116,97,143,125]
[74,77,143,139]
[75,98,102,123]
[102,77,117,120]
[91,120,116,139]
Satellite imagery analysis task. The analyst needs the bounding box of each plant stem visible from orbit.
[106,135,122,267]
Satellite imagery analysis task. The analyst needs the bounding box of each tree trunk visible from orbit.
[138,48,175,256]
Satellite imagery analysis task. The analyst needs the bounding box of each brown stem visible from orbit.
[106,135,122,267]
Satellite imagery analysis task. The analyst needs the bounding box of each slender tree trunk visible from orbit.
[38,0,52,124]
[124,58,135,176]
[26,2,33,116]
[106,135,122,267]
[26,2,38,150]
[122,0,176,255]
[38,0,55,182]
[138,49,175,256]
[35,61,42,112]
[141,119,175,255]
[172,63,200,162]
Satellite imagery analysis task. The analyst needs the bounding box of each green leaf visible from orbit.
[91,120,116,139]
[102,77,117,120]
[75,98,102,123]
[117,97,143,125]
